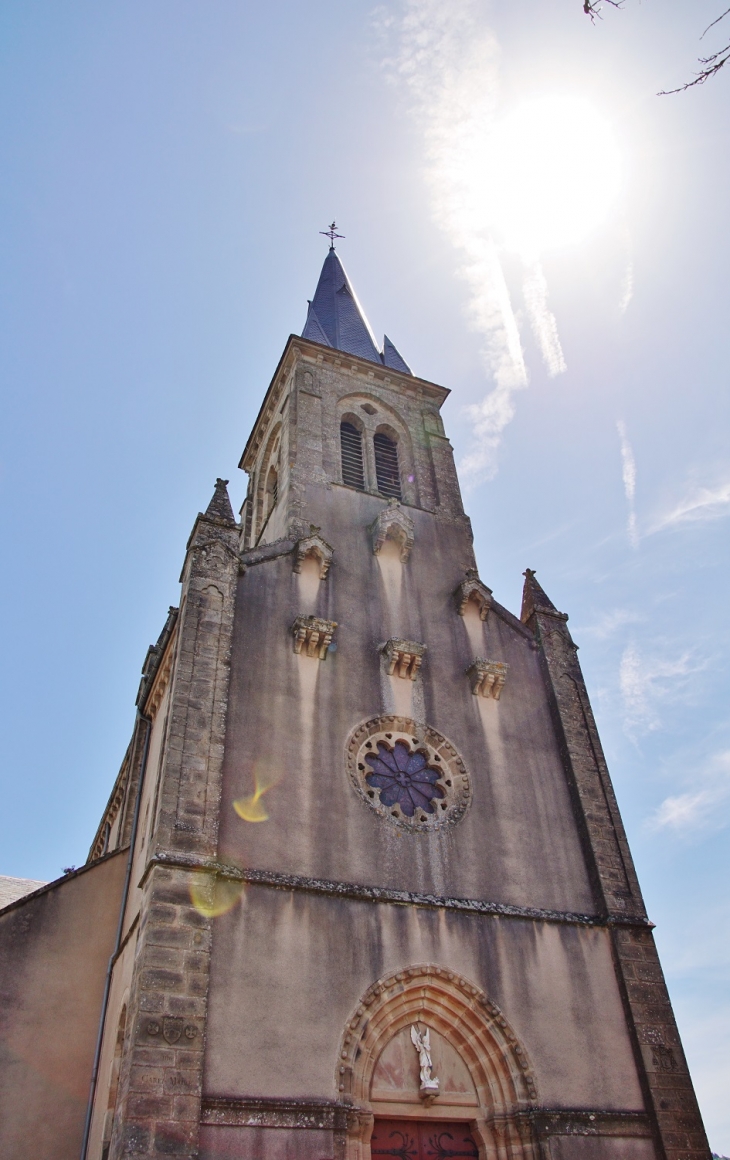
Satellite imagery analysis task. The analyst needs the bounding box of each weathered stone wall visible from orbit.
[217,484,595,914]
[199,885,660,1158]
[0,852,126,1160]
[204,886,644,1107]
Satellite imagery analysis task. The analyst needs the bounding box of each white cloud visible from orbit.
[652,790,717,830]
[616,420,639,549]
[580,608,642,640]
[619,643,704,739]
[649,750,730,834]
[650,478,730,533]
[380,0,569,482]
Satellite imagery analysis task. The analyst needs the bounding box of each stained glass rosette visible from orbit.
[364,740,445,818]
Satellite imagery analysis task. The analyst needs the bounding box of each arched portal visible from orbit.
[336,965,538,1160]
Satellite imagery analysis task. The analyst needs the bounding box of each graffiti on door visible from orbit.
[371,1119,479,1160]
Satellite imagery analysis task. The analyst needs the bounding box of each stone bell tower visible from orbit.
[0,245,710,1160]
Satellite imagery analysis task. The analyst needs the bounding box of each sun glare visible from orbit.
[482,96,623,257]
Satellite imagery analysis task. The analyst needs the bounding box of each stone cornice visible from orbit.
[526,1109,652,1138]
[201,1096,350,1131]
[199,1096,651,1140]
[144,854,653,930]
[239,536,297,568]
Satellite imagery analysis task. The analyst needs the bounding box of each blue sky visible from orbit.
[1,0,728,1149]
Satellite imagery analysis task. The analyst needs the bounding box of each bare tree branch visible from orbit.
[659,5,730,93]
[701,7,730,40]
[583,0,623,24]
[581,0,730,93]
[658,42,730,93]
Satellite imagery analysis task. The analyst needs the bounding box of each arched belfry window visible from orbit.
[340,421,365,491]
[374,431,402,500]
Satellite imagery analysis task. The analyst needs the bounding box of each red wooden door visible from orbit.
[371,1119,479,1160]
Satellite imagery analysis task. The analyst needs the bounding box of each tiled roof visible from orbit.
[0,876,47,910]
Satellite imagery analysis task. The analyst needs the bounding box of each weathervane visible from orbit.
[320,220,344,249]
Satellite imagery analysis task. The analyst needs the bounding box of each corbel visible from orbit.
[292,616,337,660]
[382,638,426,681]
[466,658,508,700]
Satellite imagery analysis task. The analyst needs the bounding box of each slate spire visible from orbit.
[204,478,235,525]
[302,247,412,374]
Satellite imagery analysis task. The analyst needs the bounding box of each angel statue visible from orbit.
[411,1024,440,1095]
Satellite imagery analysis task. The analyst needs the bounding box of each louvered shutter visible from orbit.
[373,432,402,499]
[340,422,365,490]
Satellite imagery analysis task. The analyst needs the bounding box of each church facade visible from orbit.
[0,249,711,1160]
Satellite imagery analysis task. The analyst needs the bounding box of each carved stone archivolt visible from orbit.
[291,615,337,659]
[371,499,414,562]
[455,568,492,620]
[292,528,334,580]
[467,658,508,700]
[336,965,538,1160]
[346,716,471,832]
[382,638,425,681]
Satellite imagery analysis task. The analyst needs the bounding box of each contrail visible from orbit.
[383,0,565,481]
[617,420,639,548]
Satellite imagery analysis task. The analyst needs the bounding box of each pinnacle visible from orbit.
[520,568,567,624]
[382,334,412,374]
[204,478,235,525]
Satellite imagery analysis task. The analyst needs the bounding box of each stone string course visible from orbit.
[149,852,652,930]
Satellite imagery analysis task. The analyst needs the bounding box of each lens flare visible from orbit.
[233,759,281,823]
[233,787,269,823]
[189,872,244,918]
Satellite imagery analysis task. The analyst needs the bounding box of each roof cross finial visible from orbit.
[320,220,344,249]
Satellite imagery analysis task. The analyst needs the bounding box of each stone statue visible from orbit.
[411,1024,440,1096]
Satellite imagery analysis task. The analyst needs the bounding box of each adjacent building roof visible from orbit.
[302,248,412,375]
[0,875,47,910]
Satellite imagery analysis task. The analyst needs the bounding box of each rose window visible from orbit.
[365,740,444,818]
[346,715,471,832]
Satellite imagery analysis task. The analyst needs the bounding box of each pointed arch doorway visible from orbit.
[336,965,538,1160]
